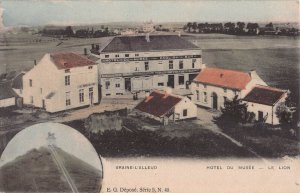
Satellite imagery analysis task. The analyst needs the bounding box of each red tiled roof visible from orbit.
[243,85,286,106]
[134,91,182,117]
[194,67,251,90]
[50,52,96,69]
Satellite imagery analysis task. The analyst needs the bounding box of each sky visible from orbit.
[0,0,299,27]
[0,122,102,171]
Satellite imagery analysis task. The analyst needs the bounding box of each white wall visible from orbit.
[0,97,15,108]
[190,82,240,110]
[174,97,197,120]
[246,93,287,125]
[23,54,99,113]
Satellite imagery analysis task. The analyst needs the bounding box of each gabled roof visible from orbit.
[243,85,286,106]
[0,82,17,100]
[12,72,25,89]
[134,90,182,117]
[101,35,199,53]
[50,52,96,69]
[193,67,251,90]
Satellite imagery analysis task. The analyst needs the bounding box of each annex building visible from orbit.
[134,90,197,125]
[191,66,267,110]
[22,52,99,113]
[91,35,203,97]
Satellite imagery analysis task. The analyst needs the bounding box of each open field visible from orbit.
[0,33,299,103]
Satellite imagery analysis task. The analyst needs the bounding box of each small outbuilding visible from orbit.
[134,90,197,125]
[0,82,17,108]
[243,85,288,125]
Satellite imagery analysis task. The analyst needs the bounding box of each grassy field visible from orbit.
[0,33,299,103]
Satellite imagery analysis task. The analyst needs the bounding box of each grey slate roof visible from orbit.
[0,82,17,100]
[101,35,199,53]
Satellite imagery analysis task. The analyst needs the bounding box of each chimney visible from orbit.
[84,48,87,55]
[91,44,95,50]
[34,59,37,66]
[201,63,206,69]
[95,45,100,51]
[249,69,257,78]
[145,33,150,42]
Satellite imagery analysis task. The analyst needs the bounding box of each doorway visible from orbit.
[212,92,218,110]
[167,75,174,88]
[258,111,264,121]
[125,78,131,91]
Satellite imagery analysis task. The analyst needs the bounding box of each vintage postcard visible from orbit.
[0,0,299,193]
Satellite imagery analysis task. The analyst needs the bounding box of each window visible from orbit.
[65,69,70,73]
[145,62,149,71]
[116,83,120,88]
[66,92,71,106]
[125,54,129,57]
[105,81,110,89]
[79,89,84,103]
[135,67,139,71]
[65,75,70,86]
[169,60,173,69]
[29,79,32,87]
[88,66,93,69]
[158,82,164,86]
[179,60,183,69]
[135,53,139,57]
[105,55,109,58]
[178,75,184,85]
[30,96,33,104]
[89,87,93,100]
[224,88,227,93]
[196,90,200,101]
[115,54,119,58]
[203,84,207,89]
[204,92,207,103]
[183,109,187,117]
[192,59,196,68]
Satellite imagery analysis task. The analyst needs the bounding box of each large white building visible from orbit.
[190,66,267,110]
[91,35,203,97]
[22,52,99,113]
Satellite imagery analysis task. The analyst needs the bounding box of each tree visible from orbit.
[186,22,192,32]
[265,22,273,28]
[224,22,235,34]
[246,22,259,35]
[65,26,74,37]
[192,22,198,32]
[219,95,253,123]
[275,92,297,129]
[236,22,245,34]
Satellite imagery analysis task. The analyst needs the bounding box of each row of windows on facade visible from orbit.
[133,59,196,72]
[195,90,231,104]
[197,84,230,94]
[29,87,94,106]
[104,75,186,90]
[105,53,140,58]
[29,75,71,87]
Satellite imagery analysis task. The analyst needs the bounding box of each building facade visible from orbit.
[190,66,267,110]
[134,90,197,124]
[22,53,99,113]
[91,35,203,97]
[243,85,288,125]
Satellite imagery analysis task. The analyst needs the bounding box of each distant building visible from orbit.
[0,82,17,108]
[134,90,197,124]
[91,35,202,97]
[142,21,155,32]
[243,85,288,125]
[190,66,267,110]
[23,52,99,113]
